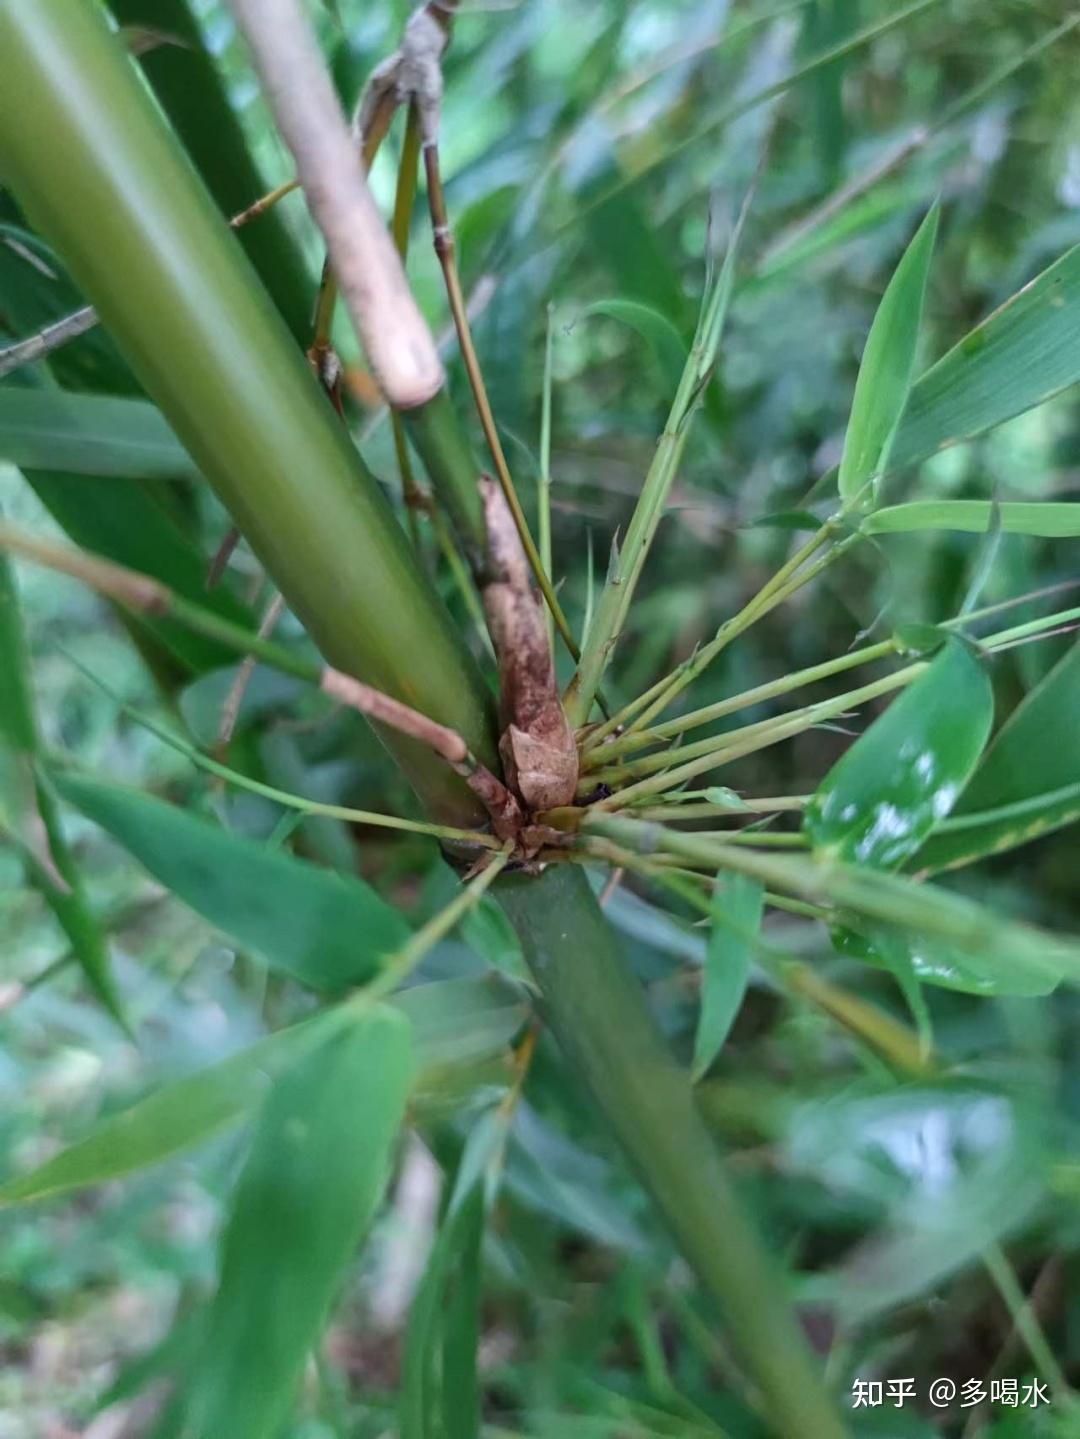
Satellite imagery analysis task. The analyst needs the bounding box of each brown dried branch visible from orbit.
[479,478,578,814]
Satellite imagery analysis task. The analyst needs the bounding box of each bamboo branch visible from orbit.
[0,520,519,838]
[59,660,500,851]
[0,175,300,382]
[421,127,581,662]
[229,0,444,409]
[563,185,754,727]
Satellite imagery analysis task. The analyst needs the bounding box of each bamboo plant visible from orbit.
[2,1,1080,1436]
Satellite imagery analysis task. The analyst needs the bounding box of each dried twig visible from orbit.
[479,478,578,814]
[229,0,444,409]
[0,519,521,841]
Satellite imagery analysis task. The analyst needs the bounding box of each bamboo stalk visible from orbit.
[498,866,848,1439]
[0,0,497,830]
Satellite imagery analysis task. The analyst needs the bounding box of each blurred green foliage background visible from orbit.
[3,1,1080,1435]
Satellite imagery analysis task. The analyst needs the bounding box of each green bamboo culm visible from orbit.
[107,0,313,342]
[0,0,497,830]
[499,865,848,1439]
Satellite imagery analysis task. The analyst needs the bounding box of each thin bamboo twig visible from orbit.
[0,175,301,381]
[563,183,755,728]
[421,129,580,662]
[0,519,518,836]
[358,841,514,1006]
[623,526,855,738]
[587,577,1080,763]
[57,662,499,850]
[390,102,431,551]
[230,0,443,409]
[539,302,556,656]
[216,590,288,761]
[593,604,1080,808]
[309,94,397,385]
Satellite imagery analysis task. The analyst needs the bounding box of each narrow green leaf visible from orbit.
[865,500,1080,537]
[805,639,992,869]
[0,546,35,754]
[0,388,196,478]
[0,553,125,1027]
[184,1009,412,1439]
[838,205,938,508]
[579,298,688,395]
[0,1008,342,1207]
[916,641,1080,871]
[402,1111,502,1439]
[833,922,1057,999]
[54,773,410,991]
[0,978,520,1209]
[692,875,764,1081]
[892,242,1080,469]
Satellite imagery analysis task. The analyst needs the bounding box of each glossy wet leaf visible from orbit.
[774,852,1080,992]
[692,875,764,1081]
[0,388,196,478]
[182,1009,412,1439]
[865,500,1080,536]
[55,773,410,991]
[806,639,992,869]
[891,241,1080,470]
[916,641,1080,871]
[790,1086,1047,1324]
[838,205,938,508]
[833,921,1058,998]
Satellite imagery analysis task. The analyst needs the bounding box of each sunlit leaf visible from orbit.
[838,205,938,508]
[692,874,764,1081]
[182,1009,412,1439]
[805,639,992,869]
[54,773,409,991]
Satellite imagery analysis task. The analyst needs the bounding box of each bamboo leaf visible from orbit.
[892,242,1080,470]
[834,921,1058,999]
[0,388,196,478]
[0,1009,342,1207]
[916,641,1080,871]
[865,500,1080,536]
[692,875,764,1082]
[0,552,126,1027]
[182,1009,412,1439]
[54,772,410,991]
[28,469,254,675]
[401,1112,502,1439]
[838,204,938,508]
[0,978,520,1209]
[579,298,688,395]
[806,639,992,869]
